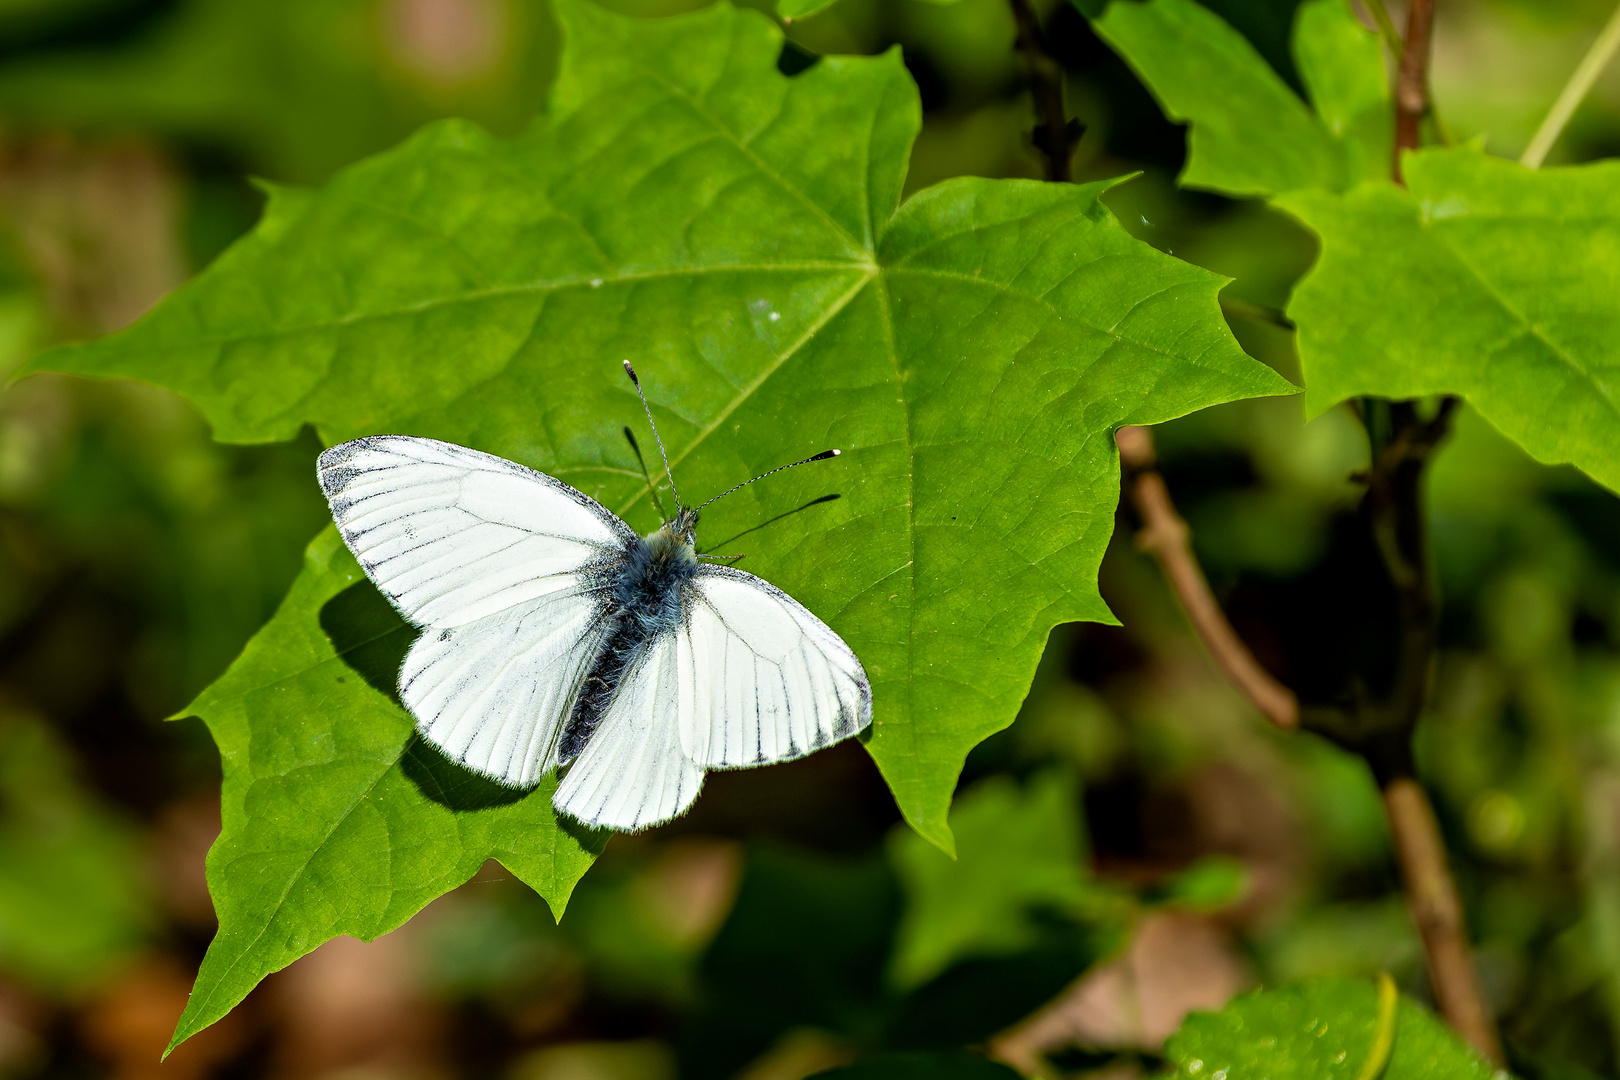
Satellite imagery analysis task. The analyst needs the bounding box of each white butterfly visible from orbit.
[316,365,871,832]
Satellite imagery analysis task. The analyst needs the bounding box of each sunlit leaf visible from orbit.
[1087,0,1388,195]
[35,0,1288,848]
[1281,147,1620,493]
[26,0,1289,1046]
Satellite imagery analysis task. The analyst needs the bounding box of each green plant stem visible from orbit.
[1355,973,1399,1080]
[1362,0,1403,56]
[1521,0,1620,168]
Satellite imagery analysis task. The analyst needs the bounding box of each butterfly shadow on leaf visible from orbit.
[319,581,532,811]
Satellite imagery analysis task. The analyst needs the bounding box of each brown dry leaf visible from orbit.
[989,912,1252,1074]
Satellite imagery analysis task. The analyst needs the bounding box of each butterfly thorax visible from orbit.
[558,518,699,764]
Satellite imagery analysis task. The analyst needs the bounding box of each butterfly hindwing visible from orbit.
[678,566,872,770]
[553,631,706,831]
[401,584,612,786]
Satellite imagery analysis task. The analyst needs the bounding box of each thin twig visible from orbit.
[1385,779,1503,1062]
[1007,0,1076,182]
[1359,401,1507,1065]
[1520,0,1620,168]
[1393,0,1436,178]
[1117,426,1299,729]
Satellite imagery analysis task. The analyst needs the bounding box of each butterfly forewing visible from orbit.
[319,436,633,628]
[319,435,629,787]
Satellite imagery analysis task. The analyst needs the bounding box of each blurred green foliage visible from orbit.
[0,711,148,995]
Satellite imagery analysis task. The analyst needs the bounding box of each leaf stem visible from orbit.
[1355,973,1399,1080]
[1520,0,1620,168]
[1117,426,1298,729]
[1007,0,1076,182]
[1362,0,1403,56]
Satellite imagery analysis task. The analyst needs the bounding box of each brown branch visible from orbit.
[1362,399,1501,1064]
[1007,0,1076,182]
[1393,0,1435,178]
[1117,426,1298,729]
[1385,779,1504,1063]
[1375,3,1504,1057]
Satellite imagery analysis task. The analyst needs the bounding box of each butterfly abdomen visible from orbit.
[558,526,698,764]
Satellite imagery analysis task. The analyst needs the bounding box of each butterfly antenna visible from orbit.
[623,361,681,513]
[696,450,840,512]
[622,426,670,522]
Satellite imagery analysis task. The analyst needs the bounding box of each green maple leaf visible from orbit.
[27,0,1290,1046]
[1091,0,1620,496]
[1283,148,1620,492]
[1088,0,1388,198]
[1164,977,1500,1079]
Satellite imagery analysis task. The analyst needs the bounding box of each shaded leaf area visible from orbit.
[0,711,150,995]
[32,0,1289,856]
[1088,0,1388,198]
[887,769,1126,988]
[1282,148,1620,492]
[677,773,1127,1080]
[170,527,604,1052]
[807,1052,1024,1079]
[0,0,561,184]
[1164,977,1501,1079]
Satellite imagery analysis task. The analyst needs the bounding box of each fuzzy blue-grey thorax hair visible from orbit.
[557,519,700,764]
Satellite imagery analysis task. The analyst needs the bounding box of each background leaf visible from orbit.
[167,526,603,1052]
[1089,0,1340,197]
[1088,0,1388,196]
[807,1052,1023,1079]
[0,711,149,996]
[887,770,1122,989]
[32,0,1291,862]
[1281,147,1620,492]
[1163,977,1501,1079]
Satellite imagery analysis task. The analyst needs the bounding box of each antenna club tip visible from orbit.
[622,360,639,383]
